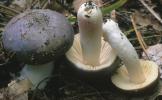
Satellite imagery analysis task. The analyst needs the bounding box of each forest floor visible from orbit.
[0,0,162,100]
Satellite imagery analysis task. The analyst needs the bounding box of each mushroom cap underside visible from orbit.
[2,9,74,65]
[66,34,118,72]
[111,60,159,91]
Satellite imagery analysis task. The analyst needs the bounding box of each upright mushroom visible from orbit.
[66,1,119,76]
[73,0,103,12]
[2,9,74,96]
[103,19,159,92]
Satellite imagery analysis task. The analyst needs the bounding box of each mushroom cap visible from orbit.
[65,34,120,76]
[111,60,159,92]
[2,9,74,65]
[73,0,103,12]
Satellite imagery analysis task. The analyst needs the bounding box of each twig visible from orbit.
[124,26,144,36]
[42,1,48,9]
[139,0,162,24]
[37,0,41,8]
[138,31,148,49]
[129,35,161,41]
[131,15,148,48]
[135,46,143,50]
[0,23,5,26]
[0,28,4,31]
[31,0,39,8]
[0,4,20,14]
[48,0,50,4]
[0,9,16,16]
[56,0,76,16]
[130,15,150,60]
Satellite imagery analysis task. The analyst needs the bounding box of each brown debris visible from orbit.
[133,10,162,32]
[142,44,162,78]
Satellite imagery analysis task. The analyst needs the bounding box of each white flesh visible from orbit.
[103,19,145,83]
[77,2,103,66]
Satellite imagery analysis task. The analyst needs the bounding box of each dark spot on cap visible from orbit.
[44,40,50,46]
[42,27,45,31]
[27,22,34,28]
[21,32,27,40]
[87,1,93,6]
[63,34,66,38]
[84,1,95,9]
[85,15,90,18]
[120,32,124,39]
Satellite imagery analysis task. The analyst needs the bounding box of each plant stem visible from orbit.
[101,0,127,15]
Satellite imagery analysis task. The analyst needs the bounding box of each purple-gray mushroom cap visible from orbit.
[2,9,74,65]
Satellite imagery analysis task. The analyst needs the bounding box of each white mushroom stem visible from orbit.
[21,61,54,89]
[8,62,54,95]
[103,19,146,84]
[77,2,103,66]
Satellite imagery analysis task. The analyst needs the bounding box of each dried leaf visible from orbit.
[142,44,162,78]
[10,0,32,11]
[134,11,162,32]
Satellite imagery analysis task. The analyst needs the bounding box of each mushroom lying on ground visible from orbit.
[103,19,159,92]
[66,1,119,76]
[2,9,74,96]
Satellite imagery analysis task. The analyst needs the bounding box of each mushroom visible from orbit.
[66,1,119,76]
[103,19,159,92]
[2,9,74,96]
[73,0,103,12]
